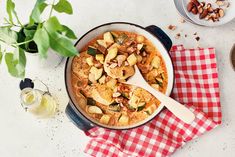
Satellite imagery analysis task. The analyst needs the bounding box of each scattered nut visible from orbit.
[124,61,129,66]
[200,2,205,7]
[116,55,127,67]
[112,59,117,63]
[216,0,225,6]
[195,36,200,41]
[207,6,214,13]
[206,3,212,9]
[205,15,211,21]
[191,0,200,6]
[113,92,121,98]
[191,7,198,14]
[94,61,103,68]
[126,46,136,54]
[175,33,181,39]
[214,18,219,22]
[211,14,218,22]
[187,2,194,12]
[179,18,186,23]
[109,63,118,68]
[219,9,225,17]
[168,25,177,30]
[214,8,220,13]
[198,6,203,14]
[200,9,208,19]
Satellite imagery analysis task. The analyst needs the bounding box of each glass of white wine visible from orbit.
[20,79,57,118]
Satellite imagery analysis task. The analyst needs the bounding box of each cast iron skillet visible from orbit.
[64,22,173,131]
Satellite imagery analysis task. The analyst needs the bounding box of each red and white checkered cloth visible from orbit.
[84,45,221,157]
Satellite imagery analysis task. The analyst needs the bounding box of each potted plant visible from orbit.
[0,0,78,78]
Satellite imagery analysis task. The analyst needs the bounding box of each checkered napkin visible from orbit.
[84,45,221,157]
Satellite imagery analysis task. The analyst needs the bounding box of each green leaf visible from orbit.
[0,27,17,44]
[60,25,77,39]
[38,2,47,12]
[43,16,77,57]
[30,0,47,24]
[23,29,36,39]
[6,0,15,23]
[43,16,62,33]
[53,0,73,14]
[23,28,36,50]
[47,31,78,57]
[5,53,17,76]
[33,28,49,58]
[5,48,26,78]
[0,53,2,64]
[6,0,22,26]
[0,46,3,64]
[18,48,26,68]
[23,36,33,51]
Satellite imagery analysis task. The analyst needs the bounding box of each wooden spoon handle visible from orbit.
[141,82,195,124]
[126,65,195,124]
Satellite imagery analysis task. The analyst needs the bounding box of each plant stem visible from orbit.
[0,25,12,28]
[49,0,55,18]
[12,23,22,27]
[3,23,22,28]
[4,16,23,28]
[0,38,32,49]
[15,15,24,27]
[13,39,33,46]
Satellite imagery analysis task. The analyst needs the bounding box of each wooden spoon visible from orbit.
[125,65,195,124]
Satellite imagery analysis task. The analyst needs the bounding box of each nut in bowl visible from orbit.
[64,23,175,131]
[182,0,235,26]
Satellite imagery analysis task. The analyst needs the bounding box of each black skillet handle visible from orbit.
[145,25,172,52]
[65,102,94,131]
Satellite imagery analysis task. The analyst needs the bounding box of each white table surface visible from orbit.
[0,0,235,157]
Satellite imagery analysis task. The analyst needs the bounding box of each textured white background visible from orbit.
[0,0,235,157]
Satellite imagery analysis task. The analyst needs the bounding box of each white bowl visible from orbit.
[182,0,235,27]
[173,0,197,24]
